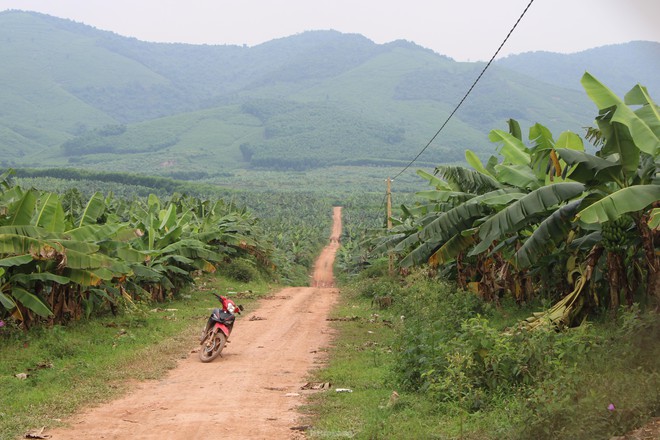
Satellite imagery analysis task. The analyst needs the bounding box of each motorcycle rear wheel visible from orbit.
[199,332,227,363]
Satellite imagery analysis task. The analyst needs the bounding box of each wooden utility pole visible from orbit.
[387,177,393,276]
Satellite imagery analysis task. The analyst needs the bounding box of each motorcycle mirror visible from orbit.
[238,305,245,311]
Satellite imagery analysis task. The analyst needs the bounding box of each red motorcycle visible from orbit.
[199,294,243,363]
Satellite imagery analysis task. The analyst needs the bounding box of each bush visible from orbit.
[517,306,660,439]
[220,258,260,283]
[392,277,489,391]
[393,283,660,438]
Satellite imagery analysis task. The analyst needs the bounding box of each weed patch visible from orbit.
[305,271,660,439]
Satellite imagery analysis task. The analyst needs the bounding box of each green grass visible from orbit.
[0,273,274,440]
[301,272,660,439]
[300,293,400,438]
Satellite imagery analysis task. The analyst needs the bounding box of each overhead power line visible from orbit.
[392,0,536,180]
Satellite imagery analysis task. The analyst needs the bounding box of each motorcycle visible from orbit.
[199,293,243,363]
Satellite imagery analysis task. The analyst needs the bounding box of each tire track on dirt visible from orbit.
[46,207,342,440]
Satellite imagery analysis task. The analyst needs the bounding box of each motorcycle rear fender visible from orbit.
[214,322,231,338]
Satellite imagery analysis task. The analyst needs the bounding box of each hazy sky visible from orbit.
[1,0,659,61]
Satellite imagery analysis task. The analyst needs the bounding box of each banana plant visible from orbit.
[376,73,659,320]
[557,73,660,308]
[0,180,273,327]
[0,189,137,325]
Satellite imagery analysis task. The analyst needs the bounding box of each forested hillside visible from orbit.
[496,41,660,96]
[1,10,658,179]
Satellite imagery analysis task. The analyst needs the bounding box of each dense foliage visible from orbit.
[331,269,659,439]
[371,74,659,325]
[13,169,338,285]
[0,171,274,327]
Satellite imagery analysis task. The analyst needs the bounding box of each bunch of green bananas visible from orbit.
[601,215,631,251]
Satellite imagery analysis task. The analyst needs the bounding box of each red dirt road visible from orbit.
[46,207,343,440]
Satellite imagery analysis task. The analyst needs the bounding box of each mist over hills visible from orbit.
[1,10,658,178]
[496,41,660,97]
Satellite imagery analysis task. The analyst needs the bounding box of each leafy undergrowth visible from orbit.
[0,274,273,440]
[303,269,660,439]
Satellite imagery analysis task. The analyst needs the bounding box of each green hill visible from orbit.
[1,10,657,178]
[495,41,660,97]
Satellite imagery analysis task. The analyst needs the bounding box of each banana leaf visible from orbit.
[0,291,16,309]
[66,223,134,242]
[400,239,442,267]
[488,129,531,165]
[162,265,189,276]
[59,247,114,270]
[473,182,586,255]
[131,264,166,281]
[596,113,640,176]
[11,287,52,317]
[429,230,478,265]
[435,165,501,193]
[416,169,453,190]
[78,192,105,228]
[465,150,496,178]
[0,225,57,239]
[88,288,116,303]
[7,189,37,226]
[159,239,221,261]
[529,123,555,152]
[65,269,105,286]
[371,232,409,255]
[394,188,522,260]
[107,242,146,263]
[0,254,33,267]
[57,240,100,255]
[35,192,66,233]
[582,72,659,156]
[157,224,184,247]
[12,272,70,285]
[414,190,472,203]
[479,192,526,206]
[650,208,660,229]
[0,233,64,255]
[494,164,540,190]
[193,259,217,272]
[576,184,660,224]
[508,118,523,141]
[0,169,14,191]
[164,255,195,265]
[555,131,584,151]
[555,149,622,185]
[514,200,582,268]
[159,203,178,231]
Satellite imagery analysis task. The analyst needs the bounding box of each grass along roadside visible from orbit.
[299,282,471,440]
[301,270,660,439]
[0,273,274,440]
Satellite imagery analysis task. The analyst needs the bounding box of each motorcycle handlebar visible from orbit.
[211,293,244,313]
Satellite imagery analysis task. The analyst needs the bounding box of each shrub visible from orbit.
[517,306,660,439]
[221,258,260,282]
[393,278,489,391]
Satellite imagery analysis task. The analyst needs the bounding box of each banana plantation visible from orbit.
[0,178,271,328]
[375,73,660,324]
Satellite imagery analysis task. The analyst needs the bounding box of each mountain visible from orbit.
[0,10,657,178]
[495,41,660,97]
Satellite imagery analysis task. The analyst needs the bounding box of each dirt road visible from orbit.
[46,207,343,440]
